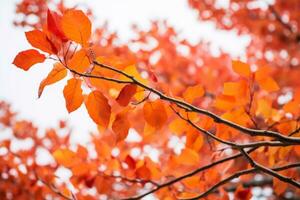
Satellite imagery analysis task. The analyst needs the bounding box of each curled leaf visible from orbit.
[38,63,67,98]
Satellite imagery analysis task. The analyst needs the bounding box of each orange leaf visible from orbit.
[176,148,200,166]
[223,80,248,97]
[13,49,46,71]
[77,145,88,159]
[273,177,288,195]
[61,10,91,46]
[72,163,90,176]
[183,84,205,103]
[214,95,236,111]
[232,60,251,77]
[53,148,79,168]
[63,78,83,113]
[143,100,168,129]
[38,63,67,98]
[294,146,300,157]
[257,77,279,92]
[25,30,56,54]
[136,163,151,180]
[68,49,91,73]
[182,176,200,189]
[85,91,111,127]
[116,84,137,106]
[112,111,130,142]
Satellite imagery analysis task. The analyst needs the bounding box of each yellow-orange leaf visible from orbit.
[257,77,279,92]
[112,111,130,142]
[61,10,91,46]
[183,84,204,103]
[232,60,251,77]
[223,80,248,97]
[13,49,46,71]
[143,100,168,129]
[53,149,79,168]
[38,63,67,97]
[116,84,137,106]
[63,78,83,113]
[176,148,200,166]
[214,95,236,111]
[85,91,111,127]
[68,49,90,73]
[25,30,56,54]
[182,176,200,189]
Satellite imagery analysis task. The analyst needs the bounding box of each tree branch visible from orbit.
[180,162,300,200]
[240,149,300,189]
[171,105,295,149]
[91,60,300,144]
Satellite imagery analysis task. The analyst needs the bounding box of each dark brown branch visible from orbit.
[240,149,300,188]
[171,105,295,149]
[103,173,160,187]
[91,61,300,144]
[38,177,73,200]
[121,147,259,200]
[180,162,300,200]
[268,5,294,34]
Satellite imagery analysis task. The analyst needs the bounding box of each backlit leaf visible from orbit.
[257,77,279,92]
[143,100,168,129]
[85,91,111,127]
[13,49,46,71]
[53,148,79,168]
[61,10,91,46]
[232,60,251,77]
[63,78,83,113]
[116,84,137,106]
[176,148,200,166]
[47,9,67,41]
[183,84,204,103]
[112,111,130,142]
[68,49,91,73]
[38,62,67,98]
[25,30,56,54]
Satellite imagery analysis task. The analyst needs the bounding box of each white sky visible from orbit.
[0,0,250,144]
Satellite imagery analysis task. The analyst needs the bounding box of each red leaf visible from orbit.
[13,49,46,71]
[47,9,68,42]
[112,111,130,142]
[25,30,57,54]
[116,84,137,106]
